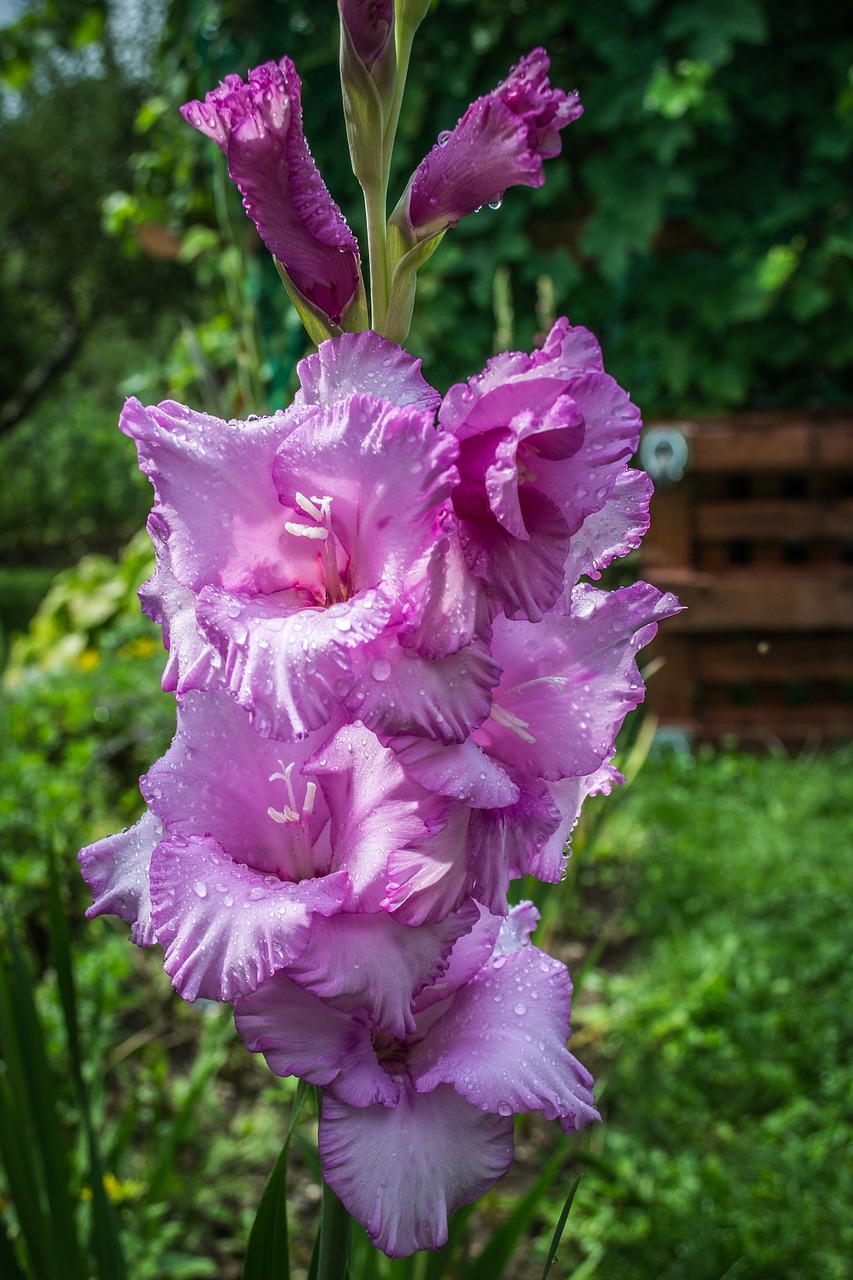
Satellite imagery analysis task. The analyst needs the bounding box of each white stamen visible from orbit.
[295,491,332,522]
[284,521,329,540]
[268,804,299,824]
[489,703,536,743]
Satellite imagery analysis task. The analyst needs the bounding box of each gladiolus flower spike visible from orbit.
[80,10,678,1265]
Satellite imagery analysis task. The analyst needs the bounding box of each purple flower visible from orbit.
[182,58,363,327]
[382,582,680,909]
[395,50,582,243]
[122,335,494,743]
[80,689,478,1024]
[235,902,598,1256]
[439,318,647,622]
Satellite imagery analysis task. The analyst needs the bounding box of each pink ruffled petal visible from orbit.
[530,372,643,531]
[413,903,504,1012]
[141,689,334,879]
[399,516,482,658]
[386,734,518,808]
[403,50,582,241]
[439,317,602,440]
[562,468,653,590]
[457,486,572,622]
[383,804,472,926]
[319,1080,514,1257]
[235,970,397,1106]
[410,923,599,1132]
[536,765,624,876]
[79,809,161,946]
[196,586,391,741]
[306,723,432,909]
[467,775,561,905]
[486,402,585,540]
[347,634,501,743]
[137,554,219,695]
[120,397,292,596]
[149,834,349,1002]
[408,97,540,237]
[288,902,478,1038]
[294,332,440,414]
[476,583,681,781]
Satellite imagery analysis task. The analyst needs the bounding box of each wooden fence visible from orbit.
[639,411,853,746]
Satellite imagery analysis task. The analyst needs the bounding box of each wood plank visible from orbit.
[691,423,813,471]
[694,635,853,682]
[644,483,693,570]
[695,499,853,542]
[643,635,695,721]
[646,414,853,473]
[695,702,853,740]
[645,568,853,631]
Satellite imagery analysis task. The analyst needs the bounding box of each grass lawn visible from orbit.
[549,744,853,1280]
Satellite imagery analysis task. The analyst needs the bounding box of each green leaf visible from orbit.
[540,1177,581,1279]
[242,1138,291,1280]
[242,1079,310,1280]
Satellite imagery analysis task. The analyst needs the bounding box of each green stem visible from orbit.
[364,173,391,332]
[316,1177,353,1280]
[383,20,416,174]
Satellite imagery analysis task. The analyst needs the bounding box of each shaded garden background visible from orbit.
[1,1,851,1276]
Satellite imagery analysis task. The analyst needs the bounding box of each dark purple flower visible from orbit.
[396,50,582,242]
[182,58,362,326]
[340,0,394,72]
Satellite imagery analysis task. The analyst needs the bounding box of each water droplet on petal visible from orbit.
[193,880,208,898]
[371,658,391,682]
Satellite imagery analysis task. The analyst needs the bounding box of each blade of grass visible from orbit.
[46,854,128,1280]
[540,1176,581,1279]
[0,1062,54,1280]
[460,1142,569,1280]
[1,922,85,1280]
[0,1215,27,1280]
[242,1079,310,1280]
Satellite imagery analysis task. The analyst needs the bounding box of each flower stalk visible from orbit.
[78,1,680,1262]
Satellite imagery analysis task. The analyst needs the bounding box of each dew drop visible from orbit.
[193,880,208,898]
[371,658,391,682]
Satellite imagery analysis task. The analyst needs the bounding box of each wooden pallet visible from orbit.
[640,412,853,745]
